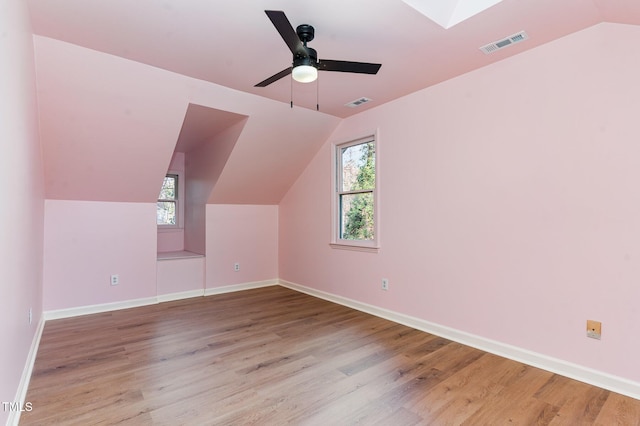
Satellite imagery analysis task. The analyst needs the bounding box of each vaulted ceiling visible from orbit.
[27,0,640,118]
[26,0,640,205]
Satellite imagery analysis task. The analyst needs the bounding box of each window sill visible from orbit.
[157,226,183,233]
[157,250,204,260]
[329,243,379,253]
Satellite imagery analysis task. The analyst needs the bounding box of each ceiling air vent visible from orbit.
[479,31,528,54]
[345,97,372,108]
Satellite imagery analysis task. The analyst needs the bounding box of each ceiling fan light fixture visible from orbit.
[292,64,318,83]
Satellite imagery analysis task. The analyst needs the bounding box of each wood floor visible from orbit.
[21,286,640,425]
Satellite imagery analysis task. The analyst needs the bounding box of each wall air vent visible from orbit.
[479,31,528,54]
[345,97,372,108]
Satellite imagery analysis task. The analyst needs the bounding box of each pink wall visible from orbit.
[33,35,333,318]
[157,230,185,253]
[185,117,247,254]
[206,205,278,288]
[34,35,334,309]
[43,200,157,310]
[0,0,45,421]
[279,23,640,383]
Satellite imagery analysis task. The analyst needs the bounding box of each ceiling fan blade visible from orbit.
[254,67,293,87]
[265,10,305,56]
[319,60,381,74]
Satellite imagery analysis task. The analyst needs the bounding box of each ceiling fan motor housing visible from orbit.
[294,46,318,68]
[296,24,315,43]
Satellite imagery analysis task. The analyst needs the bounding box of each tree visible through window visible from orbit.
[337,138,376,242]
[157,174,178,226]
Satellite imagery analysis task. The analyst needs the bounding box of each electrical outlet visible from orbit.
[586,319,602,340]
[234,263,240,272]
[29,308,32,325]
[110,274,119,286]
[382,278,389,291]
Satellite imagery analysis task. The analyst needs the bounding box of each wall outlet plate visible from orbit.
[110,274,119,286]
[382,278,389,291]
[586,319,601,340]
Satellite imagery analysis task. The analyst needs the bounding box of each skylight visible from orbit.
[402,0,504,29]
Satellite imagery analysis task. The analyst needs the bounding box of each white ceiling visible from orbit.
[26,0,640,118]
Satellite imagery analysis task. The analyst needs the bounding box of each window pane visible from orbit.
[159,176,177,200]
[157,201,176,225]
[341,141,375,192]
[340,192,374,240]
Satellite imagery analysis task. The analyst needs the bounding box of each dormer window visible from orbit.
[157,174,178,227]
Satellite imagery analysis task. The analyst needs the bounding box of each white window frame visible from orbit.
[330,133,379,252]
[157,171,184,229]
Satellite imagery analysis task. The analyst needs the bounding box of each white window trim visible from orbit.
[330,132,380,252]
[157,170,184,230]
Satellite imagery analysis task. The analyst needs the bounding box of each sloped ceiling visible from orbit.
[175,104,247,154]
[27,0,640,118]
[35,36,341,204]
[29,0,640,205]
[36,38,187,203]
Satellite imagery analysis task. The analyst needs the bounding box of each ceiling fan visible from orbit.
[255,10,382,87]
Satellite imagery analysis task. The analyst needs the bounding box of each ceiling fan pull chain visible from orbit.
[316,76,319,111]
[290,74,293,109]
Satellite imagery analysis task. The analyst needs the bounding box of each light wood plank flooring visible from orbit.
[21,286,640,425]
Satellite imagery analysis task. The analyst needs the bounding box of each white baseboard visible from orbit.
[43,296,158,321]
[204,279,278,296]
[8,316,45,426]
[278,279,640,400]
[157,289,205,303]
[42,279,280,321]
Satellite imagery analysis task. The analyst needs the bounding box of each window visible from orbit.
[333,136,378,250]
[157,174,178,226]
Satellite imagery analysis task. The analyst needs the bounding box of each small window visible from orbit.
[157,174,178,226]
[333,136,378,250]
